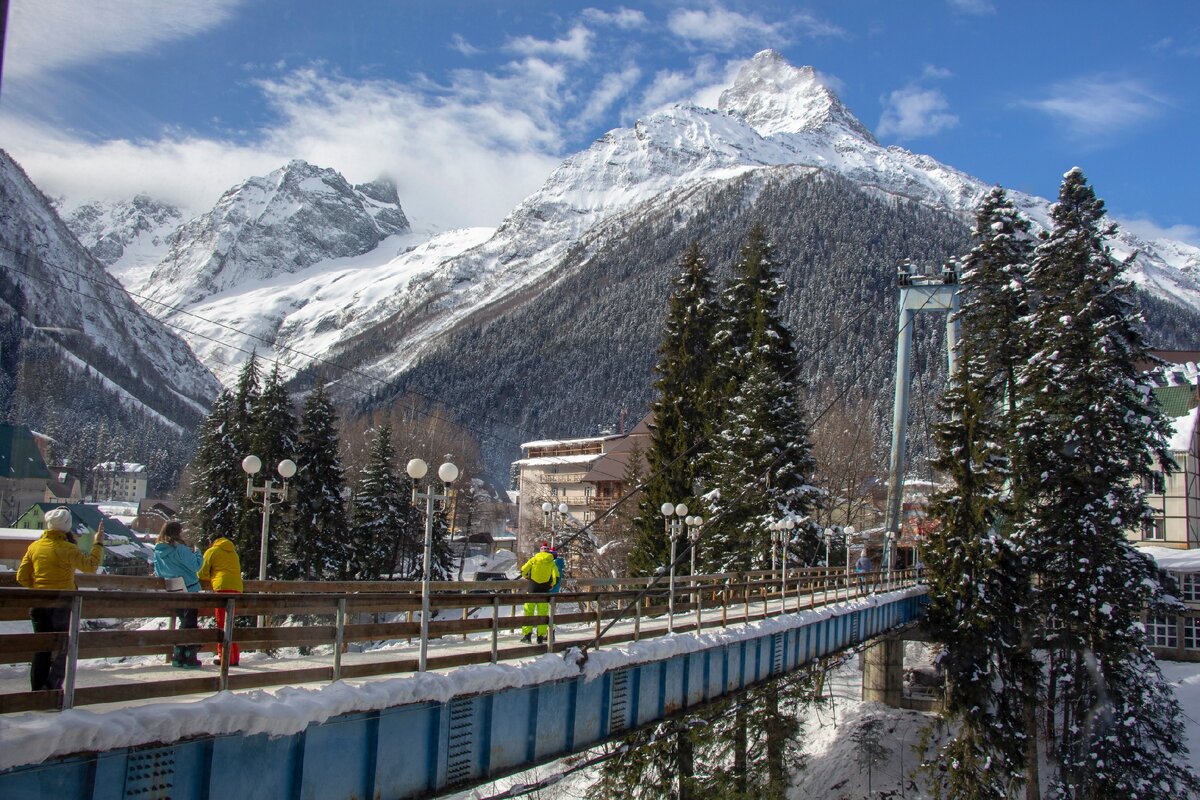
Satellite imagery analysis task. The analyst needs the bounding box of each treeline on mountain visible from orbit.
[364,170,972,487]
[0,321,197,497]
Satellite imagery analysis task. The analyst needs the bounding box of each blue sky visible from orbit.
[2,0,1198,243]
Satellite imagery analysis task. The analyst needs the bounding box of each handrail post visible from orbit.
[695,579,703,632]
[634,591,641,641]
[62,595,82,711]
[547,595,556,651]
[333,597,346,682]
[219,598,235,691]
[491,595,500,663]
[594,596,602,643]
[743,576,750,623]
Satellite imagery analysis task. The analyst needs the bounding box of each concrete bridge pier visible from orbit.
[861,637,904,706]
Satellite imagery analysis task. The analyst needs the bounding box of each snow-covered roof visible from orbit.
[1169,410,1198,452]
[0,527,43,542]
[520,435,620,450]
[1138,546,1200,573]
[513,454,603,468]
[93,462,147,473]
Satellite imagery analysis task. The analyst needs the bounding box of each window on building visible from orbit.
[1147,614,1178,649]
[1176,573,1200,603]
[1183,617,1200,652]
[1142,515,1166,541]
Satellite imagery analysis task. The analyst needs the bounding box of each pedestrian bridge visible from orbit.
[0,569,927,798]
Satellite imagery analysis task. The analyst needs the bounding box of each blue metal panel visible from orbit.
[210,730,302,800]
[570,670,606,746]
[661,656,685,717]
[301,711,377,800]
[0,754,96,800]
[488,686,536,774]
[374,703,440,800]
[532,682,573,762]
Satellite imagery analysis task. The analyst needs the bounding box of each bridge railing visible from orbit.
[0,566,922,714]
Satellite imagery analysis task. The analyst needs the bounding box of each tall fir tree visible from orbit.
[922,187,1041,799]
[1012,169,1197,797]
[183,391,243,541]
[350,424,412,579]
[699,227,820,572]
[286,378,349,579]
[237,362,299,579]
[629,244,722,575]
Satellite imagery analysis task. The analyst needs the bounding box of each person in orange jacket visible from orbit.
[519,542,561,644]
[16,507,104,690]
[197,535,244,666]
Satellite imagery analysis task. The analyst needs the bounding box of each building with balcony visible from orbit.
[512,416,651,558]
[92,462,148,503]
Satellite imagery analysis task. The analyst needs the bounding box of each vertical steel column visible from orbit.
[334,597,346,682]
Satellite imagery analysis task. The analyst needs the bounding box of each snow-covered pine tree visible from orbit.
[349,423,410,579]
[286,378,349,580]
[628,243,721,576]
[235,362,299,578]
[182,391,244,543]
[699,227,820,572]
[922,186,1040,799]
[1013,168,1197,798]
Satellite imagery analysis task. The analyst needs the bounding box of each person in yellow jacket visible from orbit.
[519,542,561,644]
[197,536,243,666]
[16,507,105,690]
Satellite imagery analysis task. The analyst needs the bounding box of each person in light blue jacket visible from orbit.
[154,521,204,667]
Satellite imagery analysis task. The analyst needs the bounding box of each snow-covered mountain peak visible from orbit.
[718,50,876,142]
[138,159,411,310]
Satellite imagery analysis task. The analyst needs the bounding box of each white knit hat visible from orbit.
[44,507,73,533]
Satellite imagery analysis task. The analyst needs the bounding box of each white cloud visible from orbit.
[582,7,648,30]
[629,56,738,119]
[576,67,642,130]
[5,0,244,80]
[876,86,958,140]
[1023,76,1170,141]
[0,65,565,229]
[450,34,482,57]
[1118,217,1200,247]
[667,6,786,49]
[947,0,995,15]
[506,25,593,61]
[921,64,954,80]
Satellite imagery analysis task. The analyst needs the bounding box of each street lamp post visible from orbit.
[770,518,797,604]
[661,501,688,634]
[241,455,297,582]
[686,515,703,631]
[541,501,570,547]
[407,457,459,672]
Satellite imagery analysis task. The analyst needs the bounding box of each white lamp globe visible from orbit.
[542,501,554,513]
[674,503,688,517]
[406,458,428,480]
[557,502,568,515]
[438,462,459,483]
[277,459,297,479]
[660,502,675,517]
[241,455,262,475]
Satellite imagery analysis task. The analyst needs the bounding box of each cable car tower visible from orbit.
[883,260,960,570]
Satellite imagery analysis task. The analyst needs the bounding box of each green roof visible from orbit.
[0,423,50,480]
[16,503,137,540]
[1153,385,1200,419]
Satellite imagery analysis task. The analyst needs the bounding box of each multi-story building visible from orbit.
[92,462,149,503]
[513,416,651,558]
[0,423,52,526]
[1131,383,1200,549]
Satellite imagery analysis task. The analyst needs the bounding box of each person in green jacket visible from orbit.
[519,542,560,644]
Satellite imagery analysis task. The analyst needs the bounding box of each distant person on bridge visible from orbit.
[198,535,244,667]
[520,542,560,644]
[854,551,874,593]
[548,547,566,594]
[154,521,204,668]
[15,507,104,691]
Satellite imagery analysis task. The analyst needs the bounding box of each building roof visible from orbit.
[512,453,603,468]
[1154,384,1200,418]
[93,462,147,474]
[0,423,50,481]
[1138,546,1200,573]
[20,503,138,540]
[520,435,622,450]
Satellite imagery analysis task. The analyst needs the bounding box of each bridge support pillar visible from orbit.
[861,638,904,707]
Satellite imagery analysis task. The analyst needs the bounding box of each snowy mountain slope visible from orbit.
[64,194,182,290]
[0,150,221,426]
[50,50,1199,407]
[136,160,411,311]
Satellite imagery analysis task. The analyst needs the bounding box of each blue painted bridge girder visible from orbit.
[0,592,927,800]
